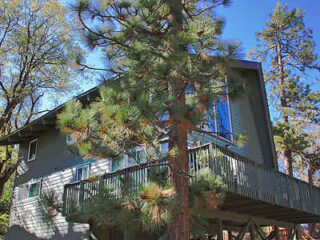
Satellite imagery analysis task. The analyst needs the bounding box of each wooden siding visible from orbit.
[6,158,110,240]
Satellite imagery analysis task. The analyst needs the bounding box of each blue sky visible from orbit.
[78,0,320,88]
[218,0,320,58]
[56,0,320,108]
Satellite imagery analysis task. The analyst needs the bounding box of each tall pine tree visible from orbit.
[58,0,241,238]
[249,2,320,178]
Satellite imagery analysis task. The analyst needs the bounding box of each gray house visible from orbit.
[1,60,320,240]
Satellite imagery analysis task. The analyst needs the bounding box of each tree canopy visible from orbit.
[58,0,242,238]
[0,0,81,197]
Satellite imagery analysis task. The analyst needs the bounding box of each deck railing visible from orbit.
[62,143,320,217]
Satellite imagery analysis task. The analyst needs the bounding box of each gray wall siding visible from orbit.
[202,70,275,168]
[6,128,111,240]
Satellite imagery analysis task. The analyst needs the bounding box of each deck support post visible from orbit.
[236,218,251,240]
[295,225,300,240]
[254,223,267,240]
[217,218,223,240]
[288,228,295,240]
[275,227,280,240]
[250,223,256,240]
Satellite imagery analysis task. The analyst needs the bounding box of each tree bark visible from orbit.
[168,81,190,240]
[166,0,190,239]
[277,39,293,176]
[0,163,16,197]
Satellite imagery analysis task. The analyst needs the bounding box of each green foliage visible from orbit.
[234,132,249,148]
[40,165,226,237]
[140,183,176,232]
[147,166,168,187]
[0,0,81,132]
[38,190,63,224]
[0,214,9,235]
[70,182,176,237]
[0,0,82,204]
[190,214,210,240]
[0,175,14,235]
[59,0,240,237]
[189,167,226,209]
[58,0,243,160]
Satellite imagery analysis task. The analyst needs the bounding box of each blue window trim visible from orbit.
[75,163,90,181]
[216,93,233,142]
[202,93,233,143]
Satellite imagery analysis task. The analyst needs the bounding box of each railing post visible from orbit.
[62,184,67,216]
[208,143,213,170]
[79,181,85,207]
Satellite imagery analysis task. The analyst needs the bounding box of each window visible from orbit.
[112,147,147,172]
[134,148,146,164]
[112,155,126,172]
[28,182,41,198]
[160,142,169,157]
[28,139,38,161]
[203,92,233,142]
[75,164,89,181]
[216,94,232,141]
[17,180,41,201]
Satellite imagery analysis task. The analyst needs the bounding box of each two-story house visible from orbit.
[1,60,320,240]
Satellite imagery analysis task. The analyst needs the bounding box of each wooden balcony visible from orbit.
[62,143,320,225]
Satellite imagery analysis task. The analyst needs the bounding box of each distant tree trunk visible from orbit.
[276,39,293,177]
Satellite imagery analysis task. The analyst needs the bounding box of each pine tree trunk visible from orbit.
[167,83,190,240]
[166,0,191,239]
[168,112,190,239]
[277,40,293,176]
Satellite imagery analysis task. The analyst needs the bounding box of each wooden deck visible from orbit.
[62,143,320,224]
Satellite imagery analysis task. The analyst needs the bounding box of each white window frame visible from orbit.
[75,164,90,182]
[18,179,42,202]
[27,139,38,162]
[27,180,42,199]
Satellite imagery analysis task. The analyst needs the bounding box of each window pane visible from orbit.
[82,167,88,180]
[205,103,216,133]
[28,140,37,160]
[28,182,40,198]
[136,150,146,163]
[216,95,231,141]
[76,166,89,181]
[112,156,125,171]
[76,168,82,181]
[158,110,169,122]
[160,142,169,157]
